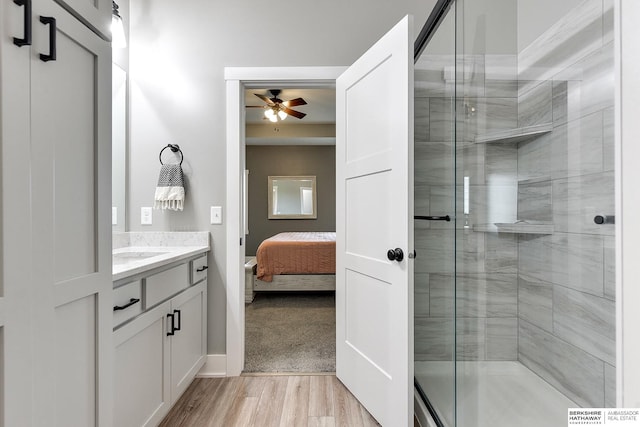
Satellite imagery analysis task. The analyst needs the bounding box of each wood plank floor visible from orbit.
[159,375,381,427]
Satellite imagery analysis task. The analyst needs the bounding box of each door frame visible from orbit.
[224,66,346,376]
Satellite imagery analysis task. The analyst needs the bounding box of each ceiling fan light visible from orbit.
[277,111,287,120]
[264,109,275,119]
[268,114,278,123]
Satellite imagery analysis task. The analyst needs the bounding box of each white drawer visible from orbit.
[191,255,208,284]
[145,264,189,308]
[113,280,142,327]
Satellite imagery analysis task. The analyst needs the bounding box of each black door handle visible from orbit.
[39,16,56,62]
[594,215,615,225]
[387,248,404,262]
[173,309,181,331]
[415,215,451,221]
[167,313,175,336]
[13,0,32,47]
[113,298,140,311]
[196,266,208,272]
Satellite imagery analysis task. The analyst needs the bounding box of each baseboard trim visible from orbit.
[415,387,438,427]
[196,354,227,377]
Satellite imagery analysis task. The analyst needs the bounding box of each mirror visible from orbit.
[112,64,127,231]
[268,176,317,219]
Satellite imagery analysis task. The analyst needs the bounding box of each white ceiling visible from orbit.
[245,88,336,146]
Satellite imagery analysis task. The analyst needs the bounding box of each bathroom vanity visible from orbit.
[112,232,209,427]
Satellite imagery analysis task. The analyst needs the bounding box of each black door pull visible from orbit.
[415,215,451,222]
[387,248,404,262]
[196,266,208,272]
[173,309,181,331]
[13,0,32,47]
[39,16,56,62]
[594,215,615,225]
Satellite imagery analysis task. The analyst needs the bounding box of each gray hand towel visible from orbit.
[154,164,185,211]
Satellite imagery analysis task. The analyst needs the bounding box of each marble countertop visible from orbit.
[113,232,210,282]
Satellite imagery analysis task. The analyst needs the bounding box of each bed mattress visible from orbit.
[256,232,336,282]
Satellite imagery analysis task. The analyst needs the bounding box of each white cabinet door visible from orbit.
[335,15,414,426]
[29,1,112,425]
[114,301,172,427]
[0,0,36,425]
[170,281,207,403]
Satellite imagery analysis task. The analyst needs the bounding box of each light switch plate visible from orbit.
[211,206,222,224]
[112,207,118,225]
[141,207,152,225]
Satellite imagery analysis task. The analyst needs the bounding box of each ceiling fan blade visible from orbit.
[282,107,307,119]
[254,93,274,105]
[245,105,265,108]
[283,97,307,107]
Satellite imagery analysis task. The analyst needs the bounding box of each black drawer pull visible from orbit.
[196,265,208,272]
[39,16,56,62]
[167,313,175,336]
[13,0,32,47]
[113,298,140,311]
[415,215,451,221]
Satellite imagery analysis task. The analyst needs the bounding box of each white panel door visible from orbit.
[335,15,414,426]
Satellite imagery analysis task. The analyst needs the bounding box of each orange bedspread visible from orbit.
[256,232,336,282]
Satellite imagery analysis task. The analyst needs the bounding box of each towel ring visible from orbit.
[159,144,183,165]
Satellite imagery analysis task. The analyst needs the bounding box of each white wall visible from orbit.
[423,0,517,55]
[129,0,434,354]
[517,0,584,52]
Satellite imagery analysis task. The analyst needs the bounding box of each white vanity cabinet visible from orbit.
[113,255,208,427]
[1,0,111,425]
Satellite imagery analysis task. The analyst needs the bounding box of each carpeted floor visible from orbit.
[244,291,336,373]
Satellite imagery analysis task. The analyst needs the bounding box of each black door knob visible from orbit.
[387,248,404,262]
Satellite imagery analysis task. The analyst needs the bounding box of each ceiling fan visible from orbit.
[247,89,307,122]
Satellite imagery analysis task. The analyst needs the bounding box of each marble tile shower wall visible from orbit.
[414,53,521,363]
[515,0,615,408]
[414,0,614,408]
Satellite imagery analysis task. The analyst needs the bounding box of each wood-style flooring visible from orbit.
[159,374,381,427]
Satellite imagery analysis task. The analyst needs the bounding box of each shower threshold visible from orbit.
[415,361,578,427]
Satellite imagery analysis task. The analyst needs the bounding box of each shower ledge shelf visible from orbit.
[473,222,554,235]
[475,123,553,144]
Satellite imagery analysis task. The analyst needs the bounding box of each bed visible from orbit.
[253,231,336,293]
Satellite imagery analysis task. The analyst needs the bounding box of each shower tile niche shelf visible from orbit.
[473,222,554,234]
[475,123,553,144]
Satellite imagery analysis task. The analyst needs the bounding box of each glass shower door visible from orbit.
[415,0,616,426]
[453,0,616,426]
[414,3,457,426]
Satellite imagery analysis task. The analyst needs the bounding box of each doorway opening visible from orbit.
[224,67,346,377]
[243,87,337,373]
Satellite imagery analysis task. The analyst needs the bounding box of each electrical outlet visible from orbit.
[141,207,152,225]
[211,206,222,225]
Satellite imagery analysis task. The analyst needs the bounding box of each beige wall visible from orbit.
[245,145,336,256]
